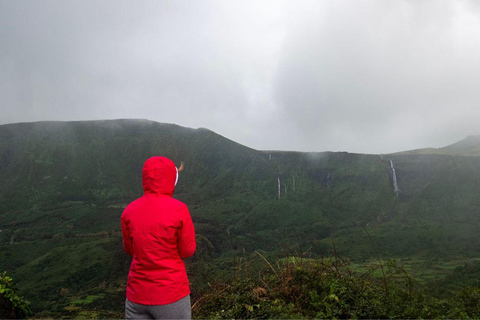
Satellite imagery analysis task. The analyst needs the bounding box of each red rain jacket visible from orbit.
[121,156,196,305]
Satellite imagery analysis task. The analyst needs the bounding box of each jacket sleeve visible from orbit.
[177,205,196,258]
[121,211,134,257]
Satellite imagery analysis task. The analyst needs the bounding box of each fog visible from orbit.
[1,0,480,153]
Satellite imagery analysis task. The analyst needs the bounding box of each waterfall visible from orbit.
[278,176,281,199]
[390,160,400,195]
[293,176,296,192]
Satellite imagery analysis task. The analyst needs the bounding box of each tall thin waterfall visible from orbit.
[390,160,400,195]
[293,176,296,192]
[278,176,281,199]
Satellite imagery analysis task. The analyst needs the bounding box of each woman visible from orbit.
[121,156,196,319]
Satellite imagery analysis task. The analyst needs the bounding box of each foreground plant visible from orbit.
[192,253,480,319]
[0,272,32,319]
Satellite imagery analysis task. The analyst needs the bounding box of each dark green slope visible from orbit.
[0,119,271,211]
[0,120,400,243]
[1,120,480,317]
[331,153,480,259]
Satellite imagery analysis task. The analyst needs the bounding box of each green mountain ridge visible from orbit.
[392,135,480,156]
[1,119,480,317]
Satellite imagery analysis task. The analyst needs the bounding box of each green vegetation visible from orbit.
[194,254,480,319]
[1,120,480,317]
[0,272,32,318]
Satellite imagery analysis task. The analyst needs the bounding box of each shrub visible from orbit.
[0,272,32,319]
[192,254,476,319]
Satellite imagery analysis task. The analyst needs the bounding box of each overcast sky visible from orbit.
[1,0,480,154]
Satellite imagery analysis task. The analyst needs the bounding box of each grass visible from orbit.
[70,294,105,305]
[349,256,480,286]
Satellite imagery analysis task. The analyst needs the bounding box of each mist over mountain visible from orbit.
[1,119,480,317]
[392,135,480,156]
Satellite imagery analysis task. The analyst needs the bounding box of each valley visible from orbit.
[1,119,480,317]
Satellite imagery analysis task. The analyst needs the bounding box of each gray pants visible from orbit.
[125,295,191,319]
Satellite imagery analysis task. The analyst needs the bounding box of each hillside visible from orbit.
[392,135,480,156]
[1,120,480,317]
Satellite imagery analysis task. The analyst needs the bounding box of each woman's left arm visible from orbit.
[121,212,134,257]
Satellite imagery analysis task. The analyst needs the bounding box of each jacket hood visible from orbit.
[142,156,177,196]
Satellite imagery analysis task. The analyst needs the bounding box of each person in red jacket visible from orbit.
[121,156,196,319]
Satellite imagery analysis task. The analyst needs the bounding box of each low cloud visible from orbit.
[1,1,480,153]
